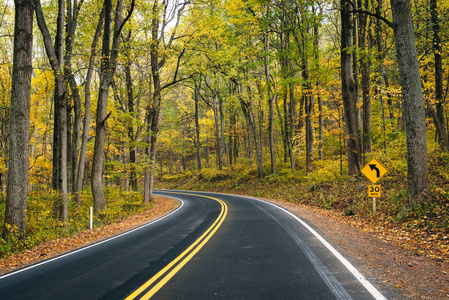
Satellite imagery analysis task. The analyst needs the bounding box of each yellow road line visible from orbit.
[125,192,228,300]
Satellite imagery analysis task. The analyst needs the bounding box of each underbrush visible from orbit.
[0,187,151,257]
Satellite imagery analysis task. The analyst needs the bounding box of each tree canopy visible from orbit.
[1,0,449,251]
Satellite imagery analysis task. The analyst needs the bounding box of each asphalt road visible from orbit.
[0,191,388,299]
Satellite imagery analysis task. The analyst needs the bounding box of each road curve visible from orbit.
[0,190,388,299]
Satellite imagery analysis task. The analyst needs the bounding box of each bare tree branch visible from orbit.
[349,9,393,28]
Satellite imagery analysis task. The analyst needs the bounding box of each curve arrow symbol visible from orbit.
[369,164,380,178]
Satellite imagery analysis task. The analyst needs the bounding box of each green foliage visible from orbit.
[102,188,148,224]
[0,224,23,256]
[24,190,63,249]
[155,143,449,241]
[0,187,151,257]
[385,189,408,217]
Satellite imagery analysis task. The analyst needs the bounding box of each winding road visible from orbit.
[0,191,388,299]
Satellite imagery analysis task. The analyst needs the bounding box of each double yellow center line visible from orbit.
[125,192,228,300]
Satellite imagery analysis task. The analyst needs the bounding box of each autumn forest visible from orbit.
[1,0,449,258]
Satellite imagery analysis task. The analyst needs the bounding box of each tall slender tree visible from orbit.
[429,0,449,151]
[341,0,361,176]
[194,77,202,173]
[391,0,428,205]
[34,0,69,222]
[65,0,84,194]
[264,5,276,175]
[313,5,324,160]
[123,30,138,191]
[143,0,189,202]
[91,0,134,213]
[2,0,34,241]
[74,7,104,206]
[358,0,372,154]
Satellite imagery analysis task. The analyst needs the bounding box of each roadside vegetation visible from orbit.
[0,189,150,256]
[155,139,449,263]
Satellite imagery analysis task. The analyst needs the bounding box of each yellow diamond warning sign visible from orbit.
[361,158,388,184]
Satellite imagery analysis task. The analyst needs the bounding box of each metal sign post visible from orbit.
[362,159,387,215]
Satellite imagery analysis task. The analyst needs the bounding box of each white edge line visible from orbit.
[174,190,387,300]
[0,197,184,281]
[247,196,387,300]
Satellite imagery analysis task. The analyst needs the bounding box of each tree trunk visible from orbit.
[68,75,81,194]
[288,84,296,171]
[212,95,222,170]
[75,7,104,206]
[92,0,113,213]
[252,88,264,177]
[144,113,151,202]
[147,103,160,202]
[358,0,372,154]
[194,79,202,172]
[219,96,226,168]
[238,82,263,178]
[91,86,108,213]
[281,29,295,171]
[92,0,132,213]
[274,93,287,163]
[341,0,361,176]
[305,92,314,174]
[143,0,187,201]
[228,111,233,166]
[246,109,254,166]
[205,138,210,167]
[124,32,138,191]
[34,0,69,223]
[301,32,314,173]
[57,1,68,222]
[313,9,323,160]
[430,0,449,151]
[265,26,276,174]
[144,0,162,203]
[65,0,83,195]
[58,78,69,224]
[284,93,295,170]
[374,0,393,122]
[391,0,428,204]
[55,0,64,197]
[2,0,34,241]
[352,6,361,129]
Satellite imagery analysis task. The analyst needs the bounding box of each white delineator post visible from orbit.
[90,207,93,230]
